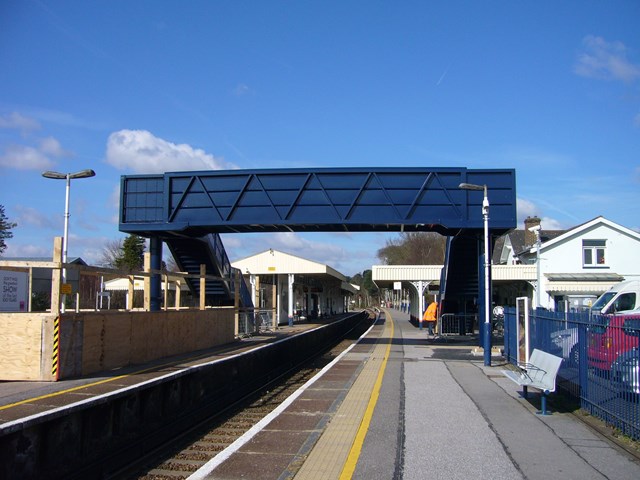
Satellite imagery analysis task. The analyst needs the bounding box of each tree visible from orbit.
[348,269,379,307]
[114,234,146,271]
[376,232,445,265]
[101,237,178,272]
[100,238,124,268]
[0,205,17,256]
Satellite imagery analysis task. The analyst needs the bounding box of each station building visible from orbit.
[232,249,358,325]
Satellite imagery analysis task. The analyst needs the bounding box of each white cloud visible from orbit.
[0,113,71,170]
[105,129,236,173]
[108,184,121,216]
[574,35,640,83]
[3,243,51,258]
[539,217,564,230]
[0,144,55,170]
[39,136,71,157]
[14,205,59,230]
[516,197,566,230]
[516,198,538,220]
[0,112,41,134]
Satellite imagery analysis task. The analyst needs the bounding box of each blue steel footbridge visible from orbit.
[119,167,517,313]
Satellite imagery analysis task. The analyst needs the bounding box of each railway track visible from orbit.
[117,314,375,480]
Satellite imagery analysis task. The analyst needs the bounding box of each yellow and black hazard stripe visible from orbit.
[52,315,60,380]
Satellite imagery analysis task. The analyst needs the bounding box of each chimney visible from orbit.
[524,216,541,247]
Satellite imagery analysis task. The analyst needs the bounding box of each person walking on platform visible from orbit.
[423,300,438,335]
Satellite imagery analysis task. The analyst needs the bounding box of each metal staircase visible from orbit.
[165,233,253,308]
[440,234,480,315]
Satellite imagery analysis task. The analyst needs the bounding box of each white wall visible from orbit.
[541,223,640,278]
[537,222,640,309]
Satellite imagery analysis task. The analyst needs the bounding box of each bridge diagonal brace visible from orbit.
[344,172,373,221]
[197,175,224,221]
[226,174,254,221]
[168,176,196,223]
[405,173,434,220]
[254,174,283,221]
[373,172,403,219]
[284,173,313,220]
[439,176,463,220]
[314,174,345,221]
[404,172,463,220]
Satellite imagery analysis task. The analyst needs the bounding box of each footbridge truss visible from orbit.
[119,167,517,311]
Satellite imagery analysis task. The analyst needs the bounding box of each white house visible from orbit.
[495,216,640,311]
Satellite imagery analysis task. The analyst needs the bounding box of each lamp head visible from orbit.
[42,171,67,179]
[42,169,96,180]
[458,182,485,191]
[70,169,96,179]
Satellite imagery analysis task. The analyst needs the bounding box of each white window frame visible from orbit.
[583,239,606,267]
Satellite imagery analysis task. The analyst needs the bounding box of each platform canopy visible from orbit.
[120,167,516,237]
[232,249,346,279]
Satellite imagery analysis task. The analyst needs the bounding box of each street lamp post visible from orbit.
[529,225,542,308]
[42,169,96,313]
[459,182,492,366]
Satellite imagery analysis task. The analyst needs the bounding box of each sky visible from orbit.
[1,0,639,277]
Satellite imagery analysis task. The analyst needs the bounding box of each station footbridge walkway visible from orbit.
[119,167,518,315]
[192,308,640,480]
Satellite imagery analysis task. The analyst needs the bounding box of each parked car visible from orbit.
[611,347,640,396]
[610,317,640,395]
[587,312,640,373]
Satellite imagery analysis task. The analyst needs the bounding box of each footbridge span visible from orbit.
[119,167,517,315]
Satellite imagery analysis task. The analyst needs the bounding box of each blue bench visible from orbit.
[501,349,563,415]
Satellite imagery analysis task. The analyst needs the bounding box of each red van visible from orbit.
[587,312,640,372]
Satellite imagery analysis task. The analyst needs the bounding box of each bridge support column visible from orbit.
[149,237,162,312]
[249,274,256,307]
[410,280,430,325]
[288,274,294,326]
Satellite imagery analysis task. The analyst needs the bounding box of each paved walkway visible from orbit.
[356,308,640,480]
[192,308,640,479]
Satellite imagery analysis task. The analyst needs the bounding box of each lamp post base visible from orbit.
[482,322,492,366]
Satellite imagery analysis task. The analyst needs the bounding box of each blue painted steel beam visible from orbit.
[119,167,516,236]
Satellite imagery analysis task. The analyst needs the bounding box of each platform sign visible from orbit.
[0,270,29,312]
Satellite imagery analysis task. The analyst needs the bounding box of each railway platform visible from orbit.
[191,308,640,480]
[2,308,640,479]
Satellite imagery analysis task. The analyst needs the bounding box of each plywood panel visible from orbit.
[130,314,157,364]
[0,314,46,380]
[2,309,236,381]
[81,313,105,375]
[102,314,132,370]
[59,316,84,378]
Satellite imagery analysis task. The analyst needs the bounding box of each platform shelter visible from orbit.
[232,249,357,327]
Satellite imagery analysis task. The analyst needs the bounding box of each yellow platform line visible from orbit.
[295,311,394,480]
[0,348,222,412]
[0,371,142,412]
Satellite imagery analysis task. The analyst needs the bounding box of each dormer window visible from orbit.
[583,239,606,267]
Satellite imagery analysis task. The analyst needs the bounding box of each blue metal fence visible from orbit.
[503,307,640,440]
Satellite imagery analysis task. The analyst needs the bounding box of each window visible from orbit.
[612,293,636,313]
[583,239,606,267]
